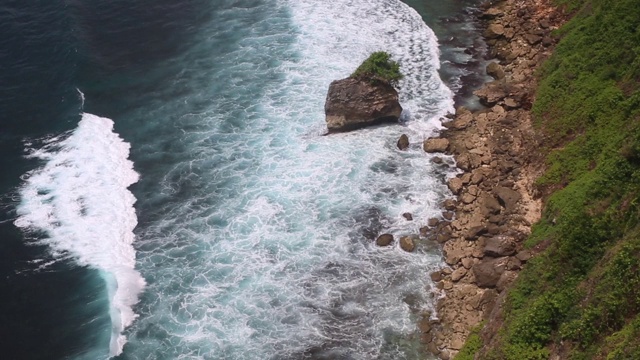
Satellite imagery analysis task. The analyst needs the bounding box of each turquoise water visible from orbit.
[4,0,486,358]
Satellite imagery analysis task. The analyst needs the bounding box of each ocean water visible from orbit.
[0,0,486,359]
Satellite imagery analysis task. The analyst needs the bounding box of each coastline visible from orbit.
[417,0,568,358]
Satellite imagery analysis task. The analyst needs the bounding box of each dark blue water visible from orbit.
[1,1,485,359]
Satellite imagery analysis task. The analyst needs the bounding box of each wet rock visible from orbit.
[400,236,416,252]
[428,218,440,227]
[484,23,505,39]
[431,156,444,164]
[486,62,505,80]
[397,134,409,150]
[402,212,413,221]
[442,199,457,211]
[424,138,450,153]
[443,211,454,221]
[376,233,394,247]
[474,81,509,107]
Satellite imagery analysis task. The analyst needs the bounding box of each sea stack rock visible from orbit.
[324,78,403,133]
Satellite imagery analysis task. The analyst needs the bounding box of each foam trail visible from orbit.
[14,113,145,356]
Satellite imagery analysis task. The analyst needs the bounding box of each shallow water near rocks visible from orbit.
[2,0,485,359]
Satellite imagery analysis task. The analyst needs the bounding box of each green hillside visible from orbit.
[459,0,640,358]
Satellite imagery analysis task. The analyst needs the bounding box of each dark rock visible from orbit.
[486,62,505,80]
[515,249,532,262]
[472,257,508,288]
[428,218,440,227]
[473,81,509,107]
[423,138,450,153]
[420,226,430,237]
[397,134,409,150]
[402,212,413,221]
[443,211,454,221]
[376,233,394,247]
[539,19,550,29]
[400,236,416,252]
[325,78,402,133]
[484,24,505,39]
[430,271,443,282]
[481,8,504,19]
[542,37,554,47]
[466,225,488,240]
[442,199,457,211]
[494,186,522,213]
[525,34,542,45]
[480,194,502,216]
[484,236,517,257]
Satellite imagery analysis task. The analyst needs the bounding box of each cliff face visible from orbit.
[439,0,640,359]
[324,77,402,133]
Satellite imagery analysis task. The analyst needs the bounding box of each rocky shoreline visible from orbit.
[415,1,568,358]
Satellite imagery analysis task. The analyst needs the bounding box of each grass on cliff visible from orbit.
[351,51,403,85]
[457,0,640,359]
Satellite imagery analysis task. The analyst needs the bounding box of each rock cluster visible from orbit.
[417,0,567,358]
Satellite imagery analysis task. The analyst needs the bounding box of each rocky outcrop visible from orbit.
[325,78,402,133]
[420,0,566,358]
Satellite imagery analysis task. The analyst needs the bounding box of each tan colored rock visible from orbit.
[424,138,450,153]
[451,267,468,282]
[448,177,463,195]
[399,236,415,252]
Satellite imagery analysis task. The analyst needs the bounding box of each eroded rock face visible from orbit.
[325,78,402,133]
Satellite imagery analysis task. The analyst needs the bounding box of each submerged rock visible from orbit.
[397,134,410,150]
[376,233,394,247]
[325,78,402,133]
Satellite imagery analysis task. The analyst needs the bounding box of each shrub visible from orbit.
[351,51,403,85]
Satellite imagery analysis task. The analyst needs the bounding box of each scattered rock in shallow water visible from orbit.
[431,156,444,164]
[397,134,409,150]
[428,218,440,227]
[442,199,457,211]
[402,212,413,221]
[423,138,450,153]
[400,236,416,252]
[376,233,394,247]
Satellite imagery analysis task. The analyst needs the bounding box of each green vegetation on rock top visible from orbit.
[351,51,403,85]
[459,0,640,359]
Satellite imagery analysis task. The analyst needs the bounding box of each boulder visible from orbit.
[474,81,509,107]
[494,186,522,213]
[484,236,517,257]
[376,233,394,247]
[402,212,413,221]
[397,134,409,150]
[447,177,463,195]
[472,257,508,288]
[466,225,488,240]
[484,24,505,39]
[400,236,416,252]
[525,34,542,45]
[423,138,450,153]
[486,62,505,80]
[325,78,402,133]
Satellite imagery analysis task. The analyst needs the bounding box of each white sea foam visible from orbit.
[113,0,456,358]
[14,113,144,357]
